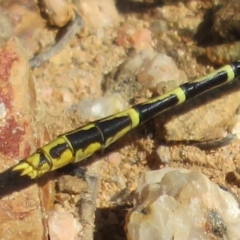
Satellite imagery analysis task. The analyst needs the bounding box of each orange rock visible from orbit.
[48,206,82,240]
[1,1,45,54]
[0,38,54,240]
[115,23,152,51]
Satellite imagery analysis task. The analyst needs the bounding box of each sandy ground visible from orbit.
[1,0,240,239]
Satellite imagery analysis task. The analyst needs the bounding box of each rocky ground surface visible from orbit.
[0,0,240,239]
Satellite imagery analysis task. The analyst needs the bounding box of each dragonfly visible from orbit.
[13,61,240,178]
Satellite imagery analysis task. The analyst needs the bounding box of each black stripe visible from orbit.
[37,151,52,168]
[49,142,71,159]
[95,116,132,144]
[65,126,104,153]
[133,94,179,123]
[181,71,228,100]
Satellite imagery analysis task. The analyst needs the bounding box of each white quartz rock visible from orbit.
[76,93,128,121]
[126,168,240,240]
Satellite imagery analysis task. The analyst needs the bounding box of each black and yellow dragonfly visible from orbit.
[13,61,240,178]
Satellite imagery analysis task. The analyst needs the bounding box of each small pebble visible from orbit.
[57,175,87,194]
[76,93,128,121]
[48,205,82,240]
[106,152,122,167]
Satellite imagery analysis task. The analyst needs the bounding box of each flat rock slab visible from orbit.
[0,38,54,240]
